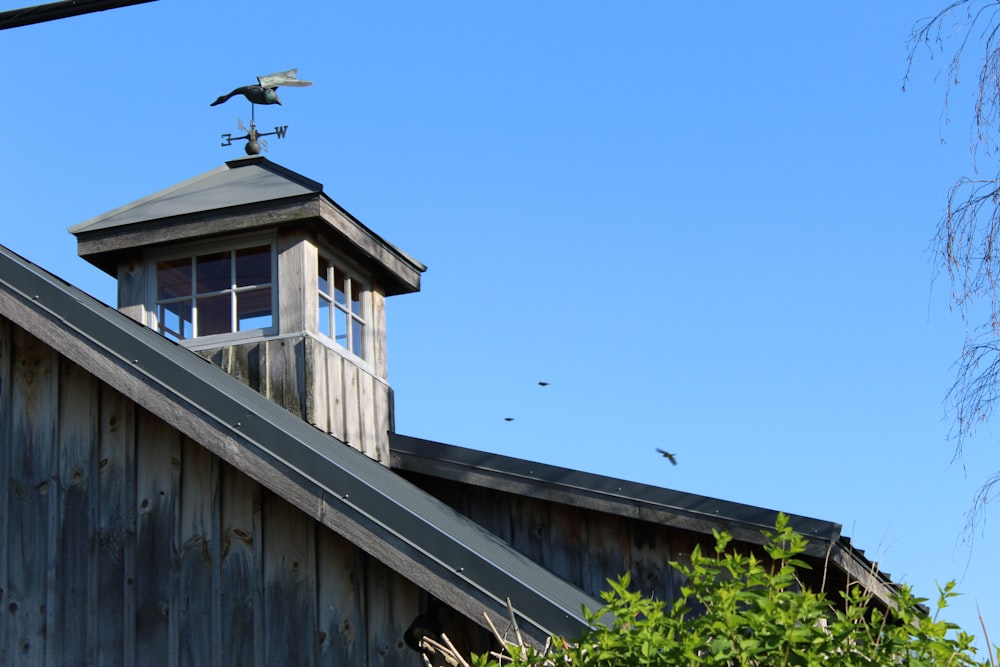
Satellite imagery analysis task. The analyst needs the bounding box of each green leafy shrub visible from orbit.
[469,514,994,667]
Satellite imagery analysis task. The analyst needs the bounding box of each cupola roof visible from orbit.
[70,156,425,295]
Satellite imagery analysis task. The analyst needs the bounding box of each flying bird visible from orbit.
[656,448,677,465]
[504,417,514,422]
[210,68,313,107]
[538,381,550,386]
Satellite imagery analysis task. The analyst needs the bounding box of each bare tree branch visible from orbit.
[909,1,1000,525]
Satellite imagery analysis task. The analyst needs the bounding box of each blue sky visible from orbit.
[2,0,999,653]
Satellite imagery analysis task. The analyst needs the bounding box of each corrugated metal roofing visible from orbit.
[0,242,601,641]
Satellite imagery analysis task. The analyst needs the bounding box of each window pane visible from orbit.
[235,246,271,287]
[317,256,330,295]
[351,319,364,357]
[318,296,331,337]
[196,294,232,336]
[333,267,347,306]
[334,309,348,346]
[237,287,272,331]
[196,251,231,293]
[157,258,191,300]
[350,280,363,317]
[158,301,192,341]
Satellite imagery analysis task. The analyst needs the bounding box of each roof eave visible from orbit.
[74,194,324,274]
[389,432,901,606]
[73,192,425,295]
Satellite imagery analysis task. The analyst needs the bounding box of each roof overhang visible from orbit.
[70,157,425,296]
[390,433,900,608]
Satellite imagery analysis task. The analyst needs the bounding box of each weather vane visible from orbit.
[211,68,313,155]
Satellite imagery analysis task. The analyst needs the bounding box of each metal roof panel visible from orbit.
[69,157,321,234]
[390,433,841,541]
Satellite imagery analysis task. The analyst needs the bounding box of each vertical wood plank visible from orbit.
[53,359,99,666]
[96,384,134,666]
[116,259,147,325]
[277,229,309,336]
[266,337,306,417]
[582,514,630,600]
[316,530,367,666]
[365,560,418,667]
[219,463,261,667]
[358,372,378,461]
[258,339,275,407]
[262,491,317,667]
[264,338,283,409]
[326,351,345,443]
[245,341,266,395]
[374,382,391,464]
[370,288,388,381]
[45,423,59,667]
[628,521,673,603]
[199,342,267,395]
[385,385,395,435]
[306,337,329,433]
[302,236,319,334]
[285,337,306,418]
[341,362,360,451]
[465,487,513,544]
[0,317,11,666]
[251,475,265,667]
[6,328,57,664]
[508,496,548,567]
[179,438,219,667]
[544,505,589,591]
[134,408,180,665]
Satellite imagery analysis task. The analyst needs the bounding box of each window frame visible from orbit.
[147,234,278,346]
[316,248,371,362]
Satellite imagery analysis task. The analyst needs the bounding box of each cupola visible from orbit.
[69,156,425,464]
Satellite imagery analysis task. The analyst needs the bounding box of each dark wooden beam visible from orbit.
[0,0,156,30]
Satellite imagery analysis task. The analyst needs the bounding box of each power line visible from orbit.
[0,0,156,30]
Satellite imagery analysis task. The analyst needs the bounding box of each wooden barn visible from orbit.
[0,157,897,666]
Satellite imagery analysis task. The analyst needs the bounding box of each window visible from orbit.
[317,254,368,358]
[154,243,274,341]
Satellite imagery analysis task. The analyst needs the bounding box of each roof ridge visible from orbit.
[225,155,324,192]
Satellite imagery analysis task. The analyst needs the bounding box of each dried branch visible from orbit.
[977,601,997,667]
[946,338,1000,457]
[909,1,1000,527]
[506,598,525,649]
[479,601,563,666]
[908,1,1000,159]
[418,634,470,667]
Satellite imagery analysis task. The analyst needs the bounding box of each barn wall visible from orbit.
[0,319,470,667]
[402,473,769,606]
[401,471,847,614]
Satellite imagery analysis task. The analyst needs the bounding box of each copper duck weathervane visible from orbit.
[211,68,313,155]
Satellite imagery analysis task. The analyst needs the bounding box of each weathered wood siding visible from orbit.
[0,319,469,667]
[401,472,718,606]
[196,335,392,464]
[403,471,848,612]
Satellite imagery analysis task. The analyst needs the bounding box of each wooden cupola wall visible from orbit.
[70,156,425,464]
